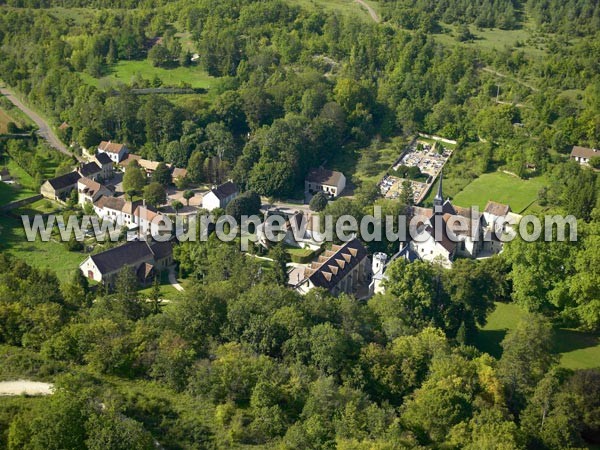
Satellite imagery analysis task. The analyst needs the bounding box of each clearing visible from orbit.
[452,171,546,213]
[432,19,549,60]
[138,269,184,301]
[81,60,216,90]
[476,302,600,370]
[288,0,380,22]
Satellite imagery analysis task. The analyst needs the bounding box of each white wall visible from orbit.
[202,192,221,211]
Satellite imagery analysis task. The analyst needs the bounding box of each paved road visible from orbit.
[355,0,380,23]
[0,85,79,160]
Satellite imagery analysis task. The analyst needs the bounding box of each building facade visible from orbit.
[305,167,346,198]
[98,141,129,163]
[202,181,238,211]
[294,237,370,296]
[79,240,173,286]
[570,146,599,166]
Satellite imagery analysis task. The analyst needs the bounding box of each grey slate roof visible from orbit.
[79,162,102,178]
[90,241,153,275]
[211,181,238,200]
[89,240,173,275]
[571,146,599,159]
[484,201,511,217]
[305,237,367,290]
[46,171,81,190]
[94,152,112,165]
[150,240,173,260]
[306,167,344,186]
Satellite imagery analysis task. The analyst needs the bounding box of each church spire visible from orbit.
[433,170,443,209]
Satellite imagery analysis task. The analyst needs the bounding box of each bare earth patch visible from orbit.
[0,380,54,396]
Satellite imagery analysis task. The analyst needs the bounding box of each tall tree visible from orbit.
[143,182,167,208]
[123,161,146,198]
[498,314,558,415]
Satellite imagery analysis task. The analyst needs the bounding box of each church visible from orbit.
[369,173,510,295]
[406,172,490,268]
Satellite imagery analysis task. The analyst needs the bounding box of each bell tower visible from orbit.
[433,170,444,212]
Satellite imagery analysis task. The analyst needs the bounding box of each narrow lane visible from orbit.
[0,85,79,160]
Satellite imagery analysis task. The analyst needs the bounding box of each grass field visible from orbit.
[0,214,86,283]
[138,270,182,301]
[432,20,547,60]
[476,302,600,370]
[81,60,216,90]
[0,161,38,205]
[0,181,36,205]
[0,141,72,206]
[452,171,546,213]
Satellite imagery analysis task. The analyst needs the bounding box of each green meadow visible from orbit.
[476,302,600,370]
[0,214,85,283]
[452,171,546,213]
[81,59,216,90]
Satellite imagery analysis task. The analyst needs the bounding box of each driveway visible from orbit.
[168,266,185,292]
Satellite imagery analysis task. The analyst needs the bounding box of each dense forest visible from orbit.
[380,0,600,34]
[0,0,599,448]
[0,0,599,197]
[0,235,599,449]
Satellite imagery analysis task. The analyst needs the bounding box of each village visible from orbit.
[0,134,546,301]
[0,1,599,445]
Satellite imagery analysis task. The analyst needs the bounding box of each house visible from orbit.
[202,181,238,211]
[92,152,114,179]
[119,154,161,175]
[294,237,370,296]
[0,168,11,182]
[77,177,112,207]
[40,171,81,201]
[570,146,599,166]
[94,196,139,228]
[98,140,128,163]
[134,205,170,237]
[119,153,141,170]
[409,210,459,268]
[305,167,346,198]
[77,161,102,181]
[79,239,173,286]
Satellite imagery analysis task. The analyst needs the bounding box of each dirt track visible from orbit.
[355,0,380,23]
[0,380,54,396]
